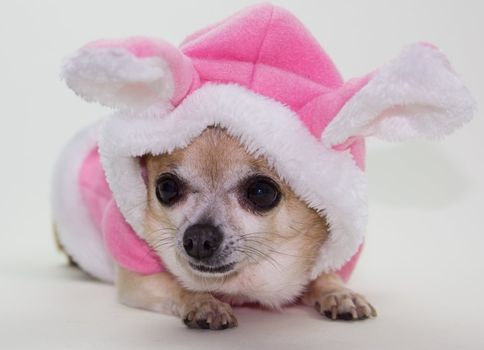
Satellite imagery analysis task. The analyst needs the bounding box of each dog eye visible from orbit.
[155,173,182,206]
[244,176,281,211]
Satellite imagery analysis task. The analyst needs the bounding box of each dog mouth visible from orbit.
[188,262,236,274]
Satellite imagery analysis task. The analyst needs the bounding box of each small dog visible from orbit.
[54,3,474,332]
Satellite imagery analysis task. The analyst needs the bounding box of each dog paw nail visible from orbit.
[337,312,354,321]
[196,319,210,329]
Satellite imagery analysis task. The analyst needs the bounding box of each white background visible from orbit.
[0,1,483,349]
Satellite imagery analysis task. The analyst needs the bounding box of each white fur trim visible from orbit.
[61,47,174,114]
[51,123,115,282]
[322,44,476,147]
[99,84,368,277]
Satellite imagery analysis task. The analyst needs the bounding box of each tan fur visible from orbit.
[116,127,375,329]
[117,266,237,329]
[53,224,78,267]
[302,272,377,320]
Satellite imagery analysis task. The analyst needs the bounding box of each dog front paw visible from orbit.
[182,296,238,330]
[315,291,377,321]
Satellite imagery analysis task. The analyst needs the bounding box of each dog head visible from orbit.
[143,127,328,306]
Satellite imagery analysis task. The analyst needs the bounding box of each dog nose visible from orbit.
[183,224,223,260]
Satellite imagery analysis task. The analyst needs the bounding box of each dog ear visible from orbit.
[61,37,198,113]
[322,44,476,147]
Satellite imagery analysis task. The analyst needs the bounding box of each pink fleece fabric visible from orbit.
[78,3,370,281]
[79,148,163,275]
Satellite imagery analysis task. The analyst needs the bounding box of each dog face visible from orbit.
[143,127,328,306]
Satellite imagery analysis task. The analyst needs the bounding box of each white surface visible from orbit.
[0,0,483,349]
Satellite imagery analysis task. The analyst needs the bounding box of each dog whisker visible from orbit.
[236,246,281,272]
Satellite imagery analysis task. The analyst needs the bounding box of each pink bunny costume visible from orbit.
[52,4,475,283]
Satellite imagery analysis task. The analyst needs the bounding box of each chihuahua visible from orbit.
[54,5,474,332]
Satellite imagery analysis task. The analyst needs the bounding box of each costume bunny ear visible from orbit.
[322,44,476,147]
[61,37,198,113]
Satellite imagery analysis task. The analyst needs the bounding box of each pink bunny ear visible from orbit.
[61,37,198,113]
[322,44,476,147]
